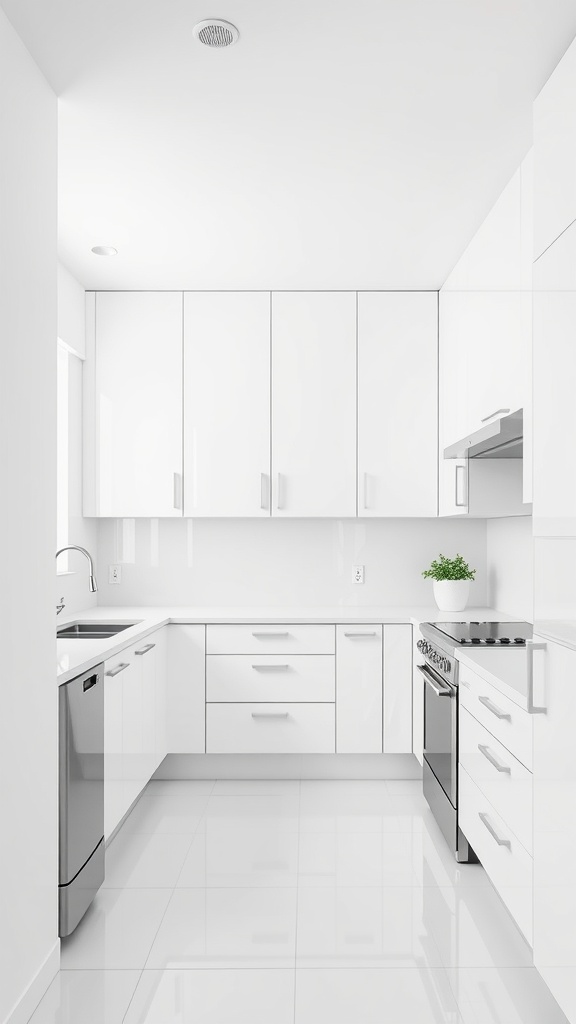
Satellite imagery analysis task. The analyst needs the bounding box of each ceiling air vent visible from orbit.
[193,19,239,48]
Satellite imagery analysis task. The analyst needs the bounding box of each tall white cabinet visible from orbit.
[271,292,357,517]
[183,292,271,516]
[357,292,438,517]
[84,291,183,517]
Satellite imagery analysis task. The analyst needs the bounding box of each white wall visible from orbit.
[487,516,534,621]
[0,8,58,1023]
[96,516,488,608]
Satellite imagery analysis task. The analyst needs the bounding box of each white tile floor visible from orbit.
[29,780,569,1023]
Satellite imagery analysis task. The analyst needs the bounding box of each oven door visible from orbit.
[420,663,457,808]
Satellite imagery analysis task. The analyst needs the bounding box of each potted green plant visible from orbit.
[422,553,476,612]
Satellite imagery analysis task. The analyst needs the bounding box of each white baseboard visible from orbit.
[154,753,421,780]
[4,941,59,1024]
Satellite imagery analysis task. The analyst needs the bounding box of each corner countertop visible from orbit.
[457,646,531,709]
[56,605,513,685]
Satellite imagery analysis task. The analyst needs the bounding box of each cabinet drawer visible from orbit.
[207,654,335,702]
[459,706,533,853]
[207,624,335,655]
[459,767,533,945]
[206,703,335,753]
[459,665,533,769]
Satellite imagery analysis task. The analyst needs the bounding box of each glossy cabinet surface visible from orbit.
[533,635,576,981]
[183,292,271,516]
[532,220,576,536]
[383,624,413,753]
[207,702,336,754]
[85,291,183,517]
[357,292,437,517]
[166,624,206,753]
[533,37,576,259]
[336,626,383,753]
[207,654,335,703]
[271,292,356,517]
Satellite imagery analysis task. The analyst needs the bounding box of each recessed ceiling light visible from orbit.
[91,245,118,256]
[193,19,239,48]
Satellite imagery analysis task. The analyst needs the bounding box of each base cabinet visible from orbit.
[167,625,206,753]
[336,626,383,753]
[207,703,336,754]
[103,626,169,840]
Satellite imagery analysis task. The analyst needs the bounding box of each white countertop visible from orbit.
[534,620,576,653]
[56,604,509,685]
[457,647,530,708]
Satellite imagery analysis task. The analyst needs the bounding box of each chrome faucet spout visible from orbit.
[56,545,98,593]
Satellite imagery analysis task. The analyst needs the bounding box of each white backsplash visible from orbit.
[96,516,488,608]
[486,516,534,621]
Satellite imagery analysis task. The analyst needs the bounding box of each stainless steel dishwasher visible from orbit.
[59,663,105,936]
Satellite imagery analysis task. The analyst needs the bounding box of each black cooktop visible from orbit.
[432,621,533,646]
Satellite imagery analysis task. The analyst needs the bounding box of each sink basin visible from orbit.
[57,621,140,640]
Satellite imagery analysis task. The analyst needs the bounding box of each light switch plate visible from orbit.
[109,564,122,585]
[353,565,365,584]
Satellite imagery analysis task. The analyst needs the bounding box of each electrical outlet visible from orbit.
[353,564,365,584]
[109,564,122,585]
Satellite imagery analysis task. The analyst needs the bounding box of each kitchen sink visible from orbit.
[57,621,140,640]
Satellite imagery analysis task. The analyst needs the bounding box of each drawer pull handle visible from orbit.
[105,662,129,677]
[478,743,511,774]
[251,664,289,671]
[135,643,156,656]
[251,712,289,720]
[344,632,377,638]
[252,632,290,639]
[479,812,511,848]
[478,695,511,720]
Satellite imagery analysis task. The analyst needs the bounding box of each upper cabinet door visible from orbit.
[533,221,576,536]
[85,292,183,517]
[358,292,437,517]
[534,38,576,259]
[183,292,271,517]
[271,292,356,517]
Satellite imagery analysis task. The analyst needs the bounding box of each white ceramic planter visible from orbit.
[432,580,470,613]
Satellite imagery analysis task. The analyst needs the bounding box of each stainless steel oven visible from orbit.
[417,631,470,862]
[417,620,533,862]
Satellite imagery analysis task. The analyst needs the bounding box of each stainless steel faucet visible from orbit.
[56,545,98,595]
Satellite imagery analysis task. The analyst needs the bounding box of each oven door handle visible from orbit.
[417,663,452,697]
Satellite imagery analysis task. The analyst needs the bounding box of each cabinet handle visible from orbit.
[478,695,511,720]
[276,473,284,510]
[363,473,369,511]
[455,463,467,507]
[252,631,290,638]
[344,631,377,638]
[260,473,270,511]
[251,712,289,719]
[478,812,511,848]
[173,471,183,510]
[252,663,289,671]
[135,643,156,656]
[105,662,129,677]
[478,743,511,773]
[527,640,547,715]
[481,408,510,423]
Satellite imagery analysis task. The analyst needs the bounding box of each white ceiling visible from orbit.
[4,0,576,289]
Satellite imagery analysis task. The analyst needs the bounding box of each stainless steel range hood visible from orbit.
[443,409,523,460]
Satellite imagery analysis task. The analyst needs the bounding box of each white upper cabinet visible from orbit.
[533,220,576,536]
[85,291,183,517]
[271,292,356,517]
[533,37,576,259]
[183,292,271,516]
[357,292,437,517]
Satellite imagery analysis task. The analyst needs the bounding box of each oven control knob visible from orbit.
[417,640,424,652]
